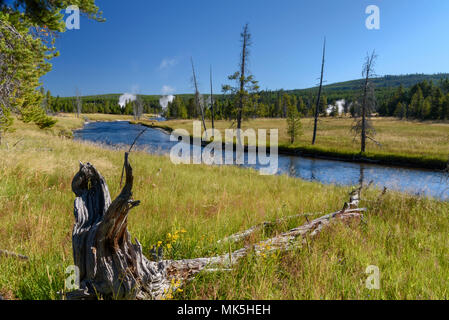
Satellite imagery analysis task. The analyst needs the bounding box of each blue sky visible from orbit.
[42,0,449,97]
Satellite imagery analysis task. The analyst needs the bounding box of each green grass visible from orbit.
[0,116,448,300]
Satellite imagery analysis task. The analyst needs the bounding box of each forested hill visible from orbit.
[59,73,449,100]
[301,73,449,92]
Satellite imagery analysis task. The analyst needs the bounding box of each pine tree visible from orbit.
[319,95,328,116]
[410,88,424,119]
[297,96,306,116]
[0,1,102,138]
[422,97,432,120]
[286,103,302,144]
[186,98,196,118]
[394,102,406,119]
[430,88,442,119]
[222,24,259,130]
[441,94,449,120]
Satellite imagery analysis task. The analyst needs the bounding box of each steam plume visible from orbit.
[118,93,137,109]
[159,95,175,110]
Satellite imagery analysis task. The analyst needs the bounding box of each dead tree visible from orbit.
[352,51,378,153]
[75,88,82,118]
[133,95,143,120]
[191,57,207,139]
[67,154,365,300]
[312,37,326,145]
[237,24,250,131]
[210,65,215,136]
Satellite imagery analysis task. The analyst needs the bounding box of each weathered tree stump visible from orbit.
[67,153,365,300]
[67,153,169,300]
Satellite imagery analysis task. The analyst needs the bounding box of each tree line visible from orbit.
[42,94,163,116]
[378,79,449,120]
[41,80,449,122]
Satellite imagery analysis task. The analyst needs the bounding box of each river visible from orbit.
[74,121,448,201]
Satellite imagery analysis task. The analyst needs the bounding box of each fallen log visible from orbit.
[165,208,364,280]
[66,153,364,300]
[217,212,323,244]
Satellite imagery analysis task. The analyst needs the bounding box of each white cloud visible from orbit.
[159,58,178,70]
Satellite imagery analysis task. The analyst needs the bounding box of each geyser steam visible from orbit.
[118,93,137,109]
[159,95,175,110]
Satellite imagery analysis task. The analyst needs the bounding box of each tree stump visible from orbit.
[67,153,169,300]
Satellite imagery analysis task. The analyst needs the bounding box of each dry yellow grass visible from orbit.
[150,117,449,161]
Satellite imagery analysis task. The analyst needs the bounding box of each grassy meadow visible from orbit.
[141,117,449,169]
[0,115,448,300]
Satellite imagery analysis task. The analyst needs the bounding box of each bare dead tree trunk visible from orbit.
[67,154,365,300]
[210,65,215,136]
[237,24,250,131]
[75,88,82,118]
[312,37,326,145]
[137,96,143,120]
[361,53,374,153]
[191,57,208,139]
[132,101,137,120]
[354,50,377,153]
[361,75,368,153]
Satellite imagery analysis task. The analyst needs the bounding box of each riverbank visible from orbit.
[0,116,448,299]
[131,117,449,171]
[44,114,449,170]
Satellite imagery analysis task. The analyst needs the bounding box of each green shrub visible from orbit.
[21,106,57,129]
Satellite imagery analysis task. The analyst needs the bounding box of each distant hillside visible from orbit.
[313,73,449,92]
[57,74,449,100]
[278,73,449,105]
